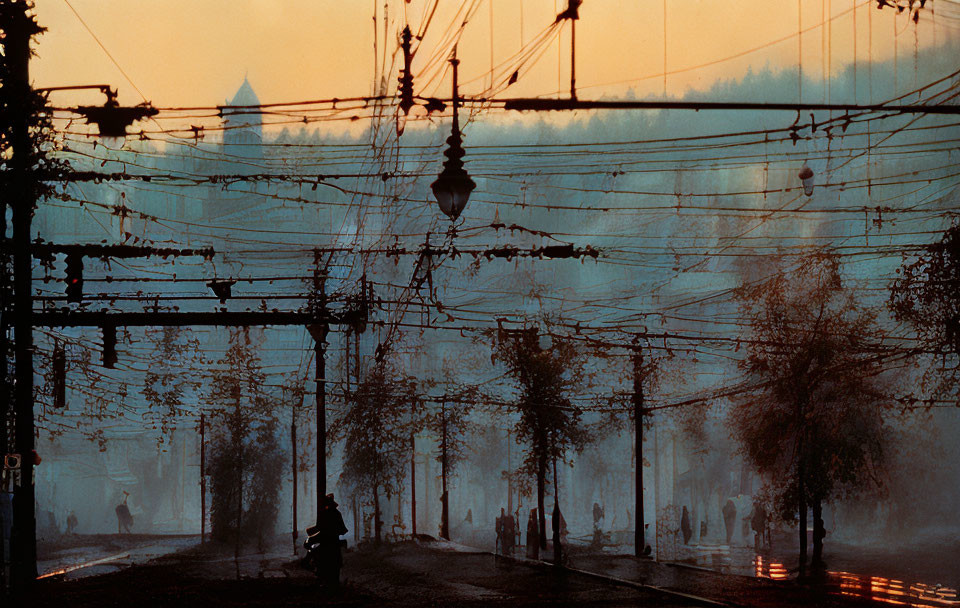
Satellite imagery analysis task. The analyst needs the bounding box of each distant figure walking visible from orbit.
[681,506,693,545]
[66,510,78,535]
[500,508,516,555]
[751,502,768,551]
[591,502,606,547]
[115,491,133,534]
[461,508,474,545]
[525,508,539,560]
[722,499,737,545]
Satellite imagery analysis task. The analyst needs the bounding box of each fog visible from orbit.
[27,34,960,587]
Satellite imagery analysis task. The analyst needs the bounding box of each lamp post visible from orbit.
[431,50,475,221]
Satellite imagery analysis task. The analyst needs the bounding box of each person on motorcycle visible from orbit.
[304,493,348,586]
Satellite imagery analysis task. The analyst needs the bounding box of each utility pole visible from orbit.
[398,25,415,115]
[568,0,578,100]
[0,141,9,594]
[200,412,206,544]
[6,3,40,587]
[440,400,449,540]
[309,255,329,524]
[633,338,645,558]
[291,415,298,554]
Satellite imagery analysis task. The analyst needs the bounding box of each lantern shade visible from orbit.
[431,172,476,220]
[799,164,815,196]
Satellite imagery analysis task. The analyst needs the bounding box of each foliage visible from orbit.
[206,328,282,550]
[0,3,70,203]
[488,327,590,478]
[731,251,889,523]
[487,323,590,547]
[141,327,202,447]
[890,224,960,403]
[424,358,477,477]
[335,359,419,505]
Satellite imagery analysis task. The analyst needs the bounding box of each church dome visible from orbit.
[228,76,260,107]
[222,76,262,160]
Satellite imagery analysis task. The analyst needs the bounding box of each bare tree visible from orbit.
[731,251,889,574]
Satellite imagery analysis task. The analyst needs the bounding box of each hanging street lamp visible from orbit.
[798,162,815,196]
[431,49,475,221]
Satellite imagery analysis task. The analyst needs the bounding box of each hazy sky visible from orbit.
[29,1,951,110]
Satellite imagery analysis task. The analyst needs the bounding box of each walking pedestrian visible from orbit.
[525,509,539,560]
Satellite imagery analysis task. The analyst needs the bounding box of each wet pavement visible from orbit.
[37,533,201,580]
[19,534,960,607]
[560,536,960,608]
[22,538,703,607]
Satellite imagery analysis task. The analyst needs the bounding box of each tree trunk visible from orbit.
[553,456,562,565]
[798,460,807,579]
[538,452,547,550]
[291,418,298,555]
[812,499,825,569]
[235,447,243,579]
[234,400,243,579]
[374,487,382,545]
[353,495,359,545]
[410,431,417,537]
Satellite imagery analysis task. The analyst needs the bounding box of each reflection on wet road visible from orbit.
[830,572,959,607]
[753,555,788,580]
[750,556,959,607]
[676,543,958,607]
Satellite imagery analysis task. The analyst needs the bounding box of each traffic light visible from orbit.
[398,26,415,115]
[101,325,117,369]
[65,253,84,303]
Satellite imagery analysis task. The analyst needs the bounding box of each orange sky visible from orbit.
[29,1,951,112]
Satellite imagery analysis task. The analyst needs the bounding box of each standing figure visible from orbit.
[750,502,768,551]
[303,493,348,586]
[591,502,605,547]
[501,508,516,555]
[461,508,474,545]
[681,506,693,545]
[525,508,539,560]
[722,499,737,545]
[66,511,78,535]
[115,491,133,534]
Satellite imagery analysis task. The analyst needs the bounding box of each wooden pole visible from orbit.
[200,411,206,544]
[633,341,645,557]
[8,4,38,585]
[440,401,449,540]
[291,417,298,554]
